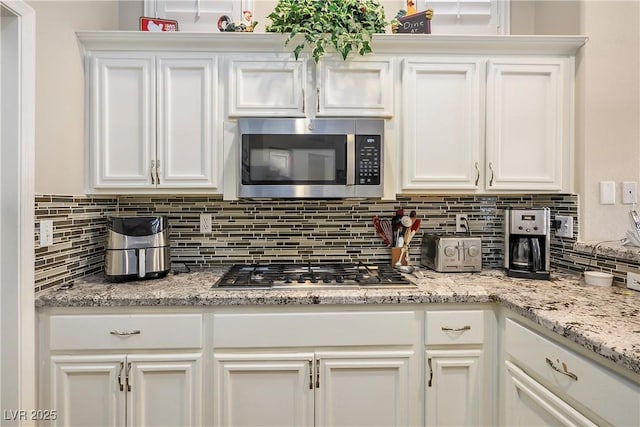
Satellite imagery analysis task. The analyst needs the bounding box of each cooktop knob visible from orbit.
[444,246,457,257]
[468,246,480,257]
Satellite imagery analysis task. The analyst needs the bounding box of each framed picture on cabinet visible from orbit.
[143,0,254,32]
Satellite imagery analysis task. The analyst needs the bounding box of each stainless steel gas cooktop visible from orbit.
[213,263,416,289]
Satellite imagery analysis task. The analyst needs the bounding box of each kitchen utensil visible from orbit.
[395,265,415,274]
[373,216,391,246]
[381,219,393,245]
[630,210,640,240]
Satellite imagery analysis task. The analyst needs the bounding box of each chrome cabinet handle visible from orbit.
[545,357,578,381]
[427,358,433,387]
[117,362,124,391]
[155,159,161,184]
[474,162,480,186]
[301,88,305,114]
[441,325,471,332]
[126,362,132,392]
[315,359,320,389]
[316,87,320,113]
[488,162,495,187]
[110,329,141,336]
[309,360,313,390]
[150,160,155,184]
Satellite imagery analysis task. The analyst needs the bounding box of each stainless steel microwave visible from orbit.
[238,118,384,198]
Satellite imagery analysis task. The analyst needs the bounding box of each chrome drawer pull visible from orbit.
[441,325,471,332]
[109,329,141,336]
[545,357,578,381]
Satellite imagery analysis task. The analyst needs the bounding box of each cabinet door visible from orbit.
[50,355,126,427]
[144,0,241,32]
[401,59,483,190]
[317,57,393,117]
[503,361,597,427]
[315,350,415,427]
[425,349,485,427]
[214,353,314,427]
[486,59,568,191]
[127,353,202,427]
[156,56,218,189]
[227,56,307,117]
[89,55,156,189]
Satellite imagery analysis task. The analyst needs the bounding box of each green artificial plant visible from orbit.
[266,0,388,62]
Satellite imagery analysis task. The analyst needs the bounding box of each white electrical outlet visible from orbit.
[555,215,573,238]
[627,272,640,291]
[622,181,638,204]
[200,214,212,234]
[455,214,469,233]
[40,220,54,247]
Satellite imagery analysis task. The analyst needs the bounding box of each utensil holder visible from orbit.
[391,247,408,267]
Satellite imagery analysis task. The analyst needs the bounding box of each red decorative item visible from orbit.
[139,17,178,32]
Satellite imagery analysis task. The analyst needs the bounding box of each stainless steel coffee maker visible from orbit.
[504,208,551,280]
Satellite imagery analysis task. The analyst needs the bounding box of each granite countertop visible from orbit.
[35,267,640,377]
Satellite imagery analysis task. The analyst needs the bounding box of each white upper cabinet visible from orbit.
[87,52,220,193]
[90,54,156,189]
[227,55,308,117]
[485,58,568,191]
[316,57,394,117]
[401,58,483,190]
[401,55,573,193]
[156,56,217,188]
[226,54,394,118]
[78,32,585,196]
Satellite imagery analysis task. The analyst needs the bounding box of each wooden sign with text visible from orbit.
[396,11,432,34]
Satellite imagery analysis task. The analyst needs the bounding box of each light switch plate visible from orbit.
[40,220,54,247]
[599,181,616,205]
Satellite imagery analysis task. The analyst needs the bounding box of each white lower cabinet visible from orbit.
[50,355,124,426]
[212,309,421,426]
[424,310,493,426]
[214,350,413,427]
[214,353,314,426]
[503,361,596,427]
[42,312,204,427]
[425,349,483,426]
[40,305,640,427]
[50,353,202,427]
[502,317,640,426]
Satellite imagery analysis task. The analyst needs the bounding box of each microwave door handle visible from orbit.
[346,134,355,186]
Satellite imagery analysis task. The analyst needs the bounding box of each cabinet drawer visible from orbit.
[425,310,485,345]
[213,311,419,347]
[505,318,640,426]
[49,314,203,351]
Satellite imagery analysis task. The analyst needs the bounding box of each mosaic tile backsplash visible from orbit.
[37,192,630,292]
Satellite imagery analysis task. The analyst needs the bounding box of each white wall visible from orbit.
[28,1,640,242]
[576,1,640,241]
[28,0,118,195]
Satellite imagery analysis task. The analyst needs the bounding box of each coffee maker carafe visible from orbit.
[504,208,550,279]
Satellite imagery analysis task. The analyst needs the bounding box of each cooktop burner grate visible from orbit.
[214,263,415,289]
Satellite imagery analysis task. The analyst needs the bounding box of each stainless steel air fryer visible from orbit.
[105,216,170,282]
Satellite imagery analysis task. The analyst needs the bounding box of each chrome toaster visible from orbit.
[420,234,482,273]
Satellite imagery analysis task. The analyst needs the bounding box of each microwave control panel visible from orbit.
[356,136,381,185]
